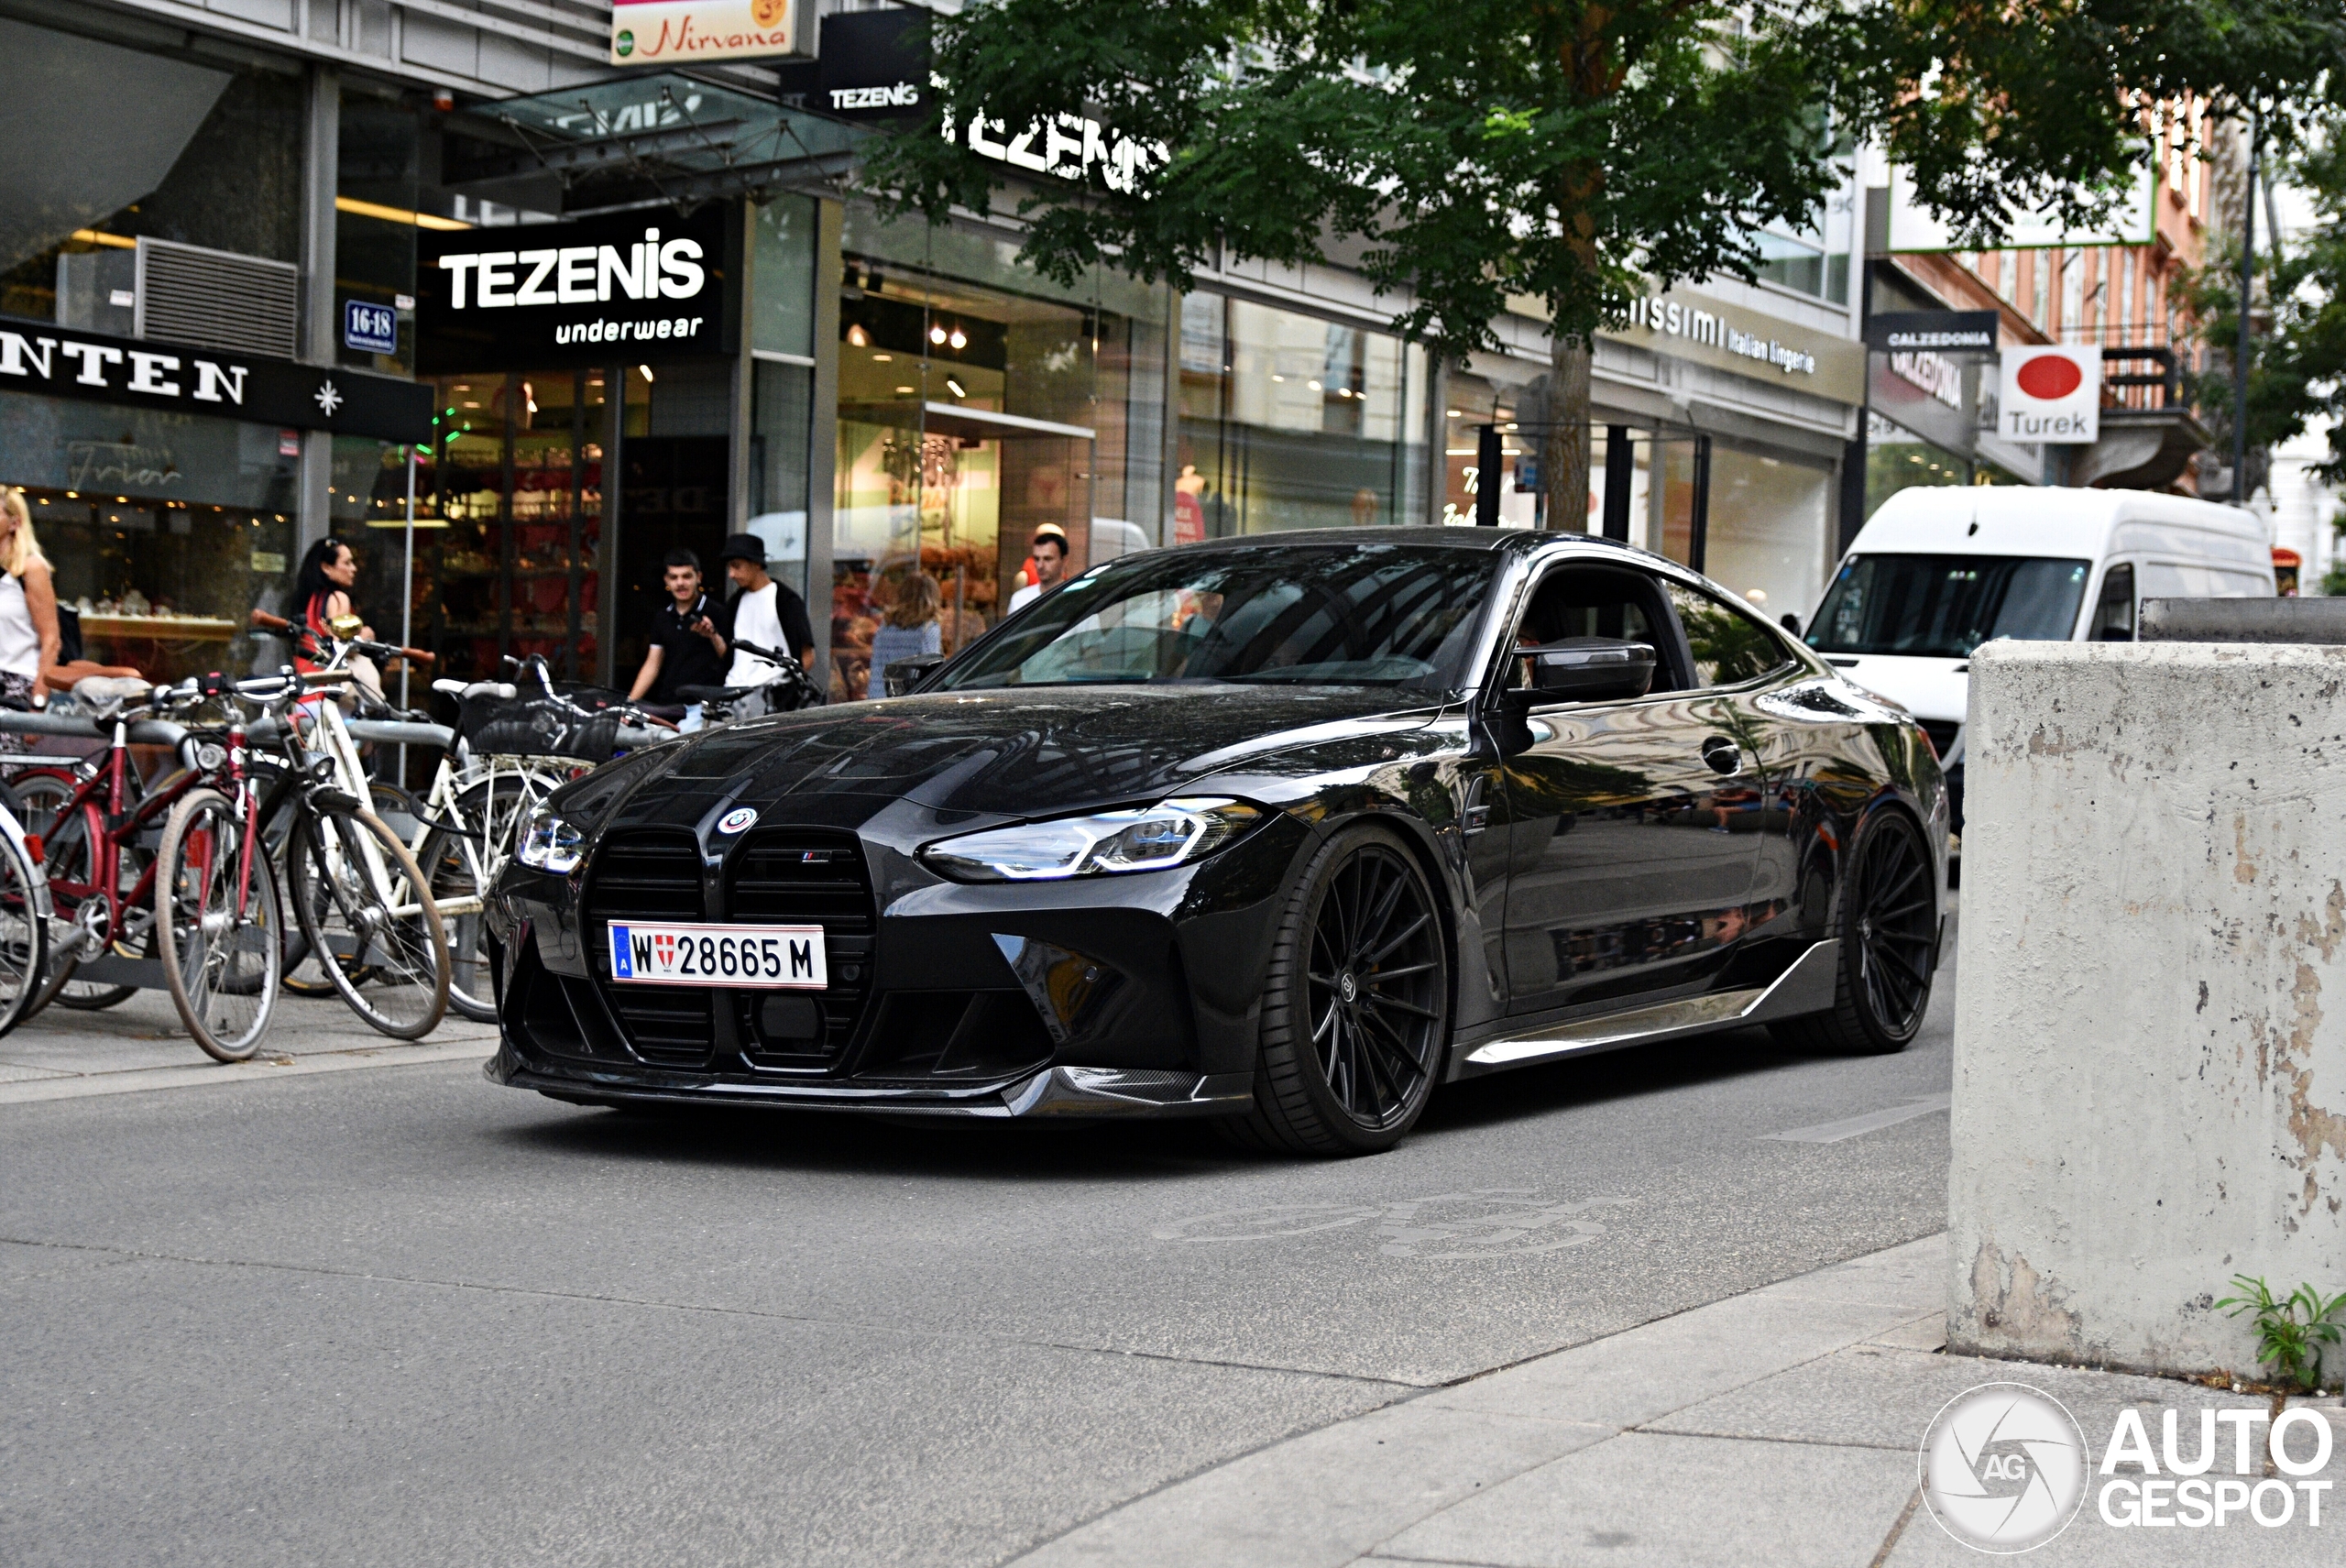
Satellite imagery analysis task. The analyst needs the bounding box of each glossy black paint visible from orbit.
[485,527,1947,1120]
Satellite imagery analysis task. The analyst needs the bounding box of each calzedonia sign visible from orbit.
[0,316,431,443]
[416,207,737,374]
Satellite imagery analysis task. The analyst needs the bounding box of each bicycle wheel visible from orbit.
[156,787,282,1062]
[19,783,142,1017]
[0,821,48,1038]
[285,806,450,1038]
[418,771,550,1023]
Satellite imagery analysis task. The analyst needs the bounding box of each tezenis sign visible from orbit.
[416,206,737,374]
[0,315,431,443]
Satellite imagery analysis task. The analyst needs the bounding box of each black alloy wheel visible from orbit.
[1771,806,1937,1056]
[1228,824,1451,1156]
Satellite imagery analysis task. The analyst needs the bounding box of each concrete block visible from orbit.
[1950,641,2346,1377]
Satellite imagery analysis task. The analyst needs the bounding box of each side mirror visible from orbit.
[1779,612,1802,636]
[882,654,947,697]
[1513,638,1656,706]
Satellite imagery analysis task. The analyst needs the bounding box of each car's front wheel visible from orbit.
[1226,823,1451,1156]
[1770,806,1938,1055]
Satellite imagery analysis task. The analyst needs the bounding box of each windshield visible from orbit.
[1807,554,2091,659]
[936,543,1500,692]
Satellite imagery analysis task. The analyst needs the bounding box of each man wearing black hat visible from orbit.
[719,532,817,685]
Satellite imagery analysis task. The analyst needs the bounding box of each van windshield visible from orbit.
[1807,554,2091,659]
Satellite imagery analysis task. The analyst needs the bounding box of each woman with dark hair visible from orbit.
[291,537,381,700]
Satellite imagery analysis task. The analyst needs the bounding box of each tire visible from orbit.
[1222,824,1451,1157]
[1769,807,1938,1056]
[285,807,450,1039]
[0,825,47,1038]
[21,787,142,1018]
[156,787,282,1063]
[418,773,546,1024]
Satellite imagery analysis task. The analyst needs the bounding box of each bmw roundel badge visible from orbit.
[718,806,759,835]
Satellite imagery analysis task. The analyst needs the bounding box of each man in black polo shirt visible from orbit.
[627,549,731,725]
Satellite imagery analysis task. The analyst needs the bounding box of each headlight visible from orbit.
[920,797,1263,883]
[516,804,585,874]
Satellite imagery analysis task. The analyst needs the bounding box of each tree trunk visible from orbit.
[1544,334,1593,532]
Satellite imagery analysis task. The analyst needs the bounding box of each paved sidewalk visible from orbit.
[0,990,497,1104]
[1014,1235,2346,1568]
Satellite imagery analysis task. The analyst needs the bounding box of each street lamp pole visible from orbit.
[2232,110,2260,505]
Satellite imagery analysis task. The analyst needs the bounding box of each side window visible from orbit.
[1508,566,1677,693]
[2088,564,2135,641]
[1667,581,1794,688]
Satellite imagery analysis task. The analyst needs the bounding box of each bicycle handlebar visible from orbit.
[247,609,434,665]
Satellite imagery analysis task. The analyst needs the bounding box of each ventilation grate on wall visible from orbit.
[133,237,299,359]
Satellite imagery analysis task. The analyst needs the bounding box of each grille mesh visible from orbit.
[583,829,709,1065]
[727,829,874,1065]
[135,238,299,358]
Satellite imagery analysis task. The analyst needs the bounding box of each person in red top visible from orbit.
[291,538,382,706]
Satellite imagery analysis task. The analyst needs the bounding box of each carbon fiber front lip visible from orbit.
[488,1044,1252,1119]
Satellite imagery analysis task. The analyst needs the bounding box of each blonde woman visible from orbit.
[0,490,137,746]
[867,570,942,697]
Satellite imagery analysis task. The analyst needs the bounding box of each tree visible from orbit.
[2178,122,2346,496]
[863,2,2346,532]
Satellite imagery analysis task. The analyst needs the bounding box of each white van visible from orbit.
[1800,486,2274,834]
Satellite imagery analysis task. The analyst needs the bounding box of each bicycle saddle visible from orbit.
[674,685,766,703]
[72,675,157,719]
[635,703,688,723]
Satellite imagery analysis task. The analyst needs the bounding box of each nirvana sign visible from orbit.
[0,316,431,443]
[416,206,735,373]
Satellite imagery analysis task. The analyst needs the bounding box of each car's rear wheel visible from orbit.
[1225,823,1450,1156]
[1770,806,1937,1056]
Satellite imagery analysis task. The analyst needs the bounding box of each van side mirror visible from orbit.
[1511,638,1656,706]
[1779,612,1802,636]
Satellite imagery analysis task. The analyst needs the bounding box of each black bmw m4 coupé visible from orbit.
[485,528,1946,1155]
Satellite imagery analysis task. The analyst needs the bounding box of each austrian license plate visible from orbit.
[607,922,827,989]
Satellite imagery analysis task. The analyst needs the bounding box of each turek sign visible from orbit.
[2000,345,2101,444]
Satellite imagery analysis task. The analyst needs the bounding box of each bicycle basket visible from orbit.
[463,697,620,762]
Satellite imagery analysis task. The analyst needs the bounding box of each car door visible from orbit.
[1496,563,1762,1016]
[1660,578,1811,942]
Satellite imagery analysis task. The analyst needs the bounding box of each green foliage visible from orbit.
[2181,122,2346,486]
[861,1,1837,364]
[2215,1273,2346,1391]
[1826,3,2346,245]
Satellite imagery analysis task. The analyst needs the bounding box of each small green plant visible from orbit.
[2215,1275,2346,1392]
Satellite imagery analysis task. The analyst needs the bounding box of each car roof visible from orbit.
[1174,525,1660,563]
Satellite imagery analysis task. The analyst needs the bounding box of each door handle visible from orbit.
[1700,736,1742,776]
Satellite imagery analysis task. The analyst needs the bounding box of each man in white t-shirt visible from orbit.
[1005,523,1071,615]
[718,533,816,686]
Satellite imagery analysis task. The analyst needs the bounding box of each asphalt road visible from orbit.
[2,937,1957,1568]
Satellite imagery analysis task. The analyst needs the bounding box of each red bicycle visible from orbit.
[27,674,289,1059]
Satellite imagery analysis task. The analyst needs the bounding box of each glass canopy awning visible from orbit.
[448,73,868,214]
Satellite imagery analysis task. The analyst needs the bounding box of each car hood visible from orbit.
[573,685,1446,835]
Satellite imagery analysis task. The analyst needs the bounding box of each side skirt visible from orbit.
[1453,939,1841,1077]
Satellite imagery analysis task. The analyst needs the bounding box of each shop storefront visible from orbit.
[1442,283,1862,625]
[826,206,1169,700]
[0,316,428,681]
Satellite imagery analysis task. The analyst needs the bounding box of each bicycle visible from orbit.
[252,615,582,1024]
[250,653,452,1040]
[25,674,286,1058]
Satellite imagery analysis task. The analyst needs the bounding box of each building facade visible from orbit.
[2,0,1887,695]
